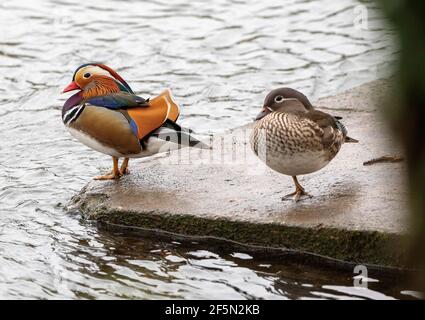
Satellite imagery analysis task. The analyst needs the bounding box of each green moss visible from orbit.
[79,201,407,267]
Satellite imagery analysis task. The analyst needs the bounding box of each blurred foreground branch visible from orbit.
[379,0,425,291]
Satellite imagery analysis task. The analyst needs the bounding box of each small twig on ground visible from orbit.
[363,156,404,166]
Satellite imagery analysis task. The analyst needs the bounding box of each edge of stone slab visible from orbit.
[96,220,411,276]
[71,190,409,269]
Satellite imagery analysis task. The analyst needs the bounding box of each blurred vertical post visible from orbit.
[378,1,425,291]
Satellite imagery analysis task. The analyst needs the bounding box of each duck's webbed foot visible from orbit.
[94,157,122,180]
[281,176,312,202]
[94,172,122,180]
[99,171,124,178]
[282,189,311,202]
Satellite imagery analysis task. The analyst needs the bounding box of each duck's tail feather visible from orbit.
[162,118,194,134]
[335,119,358,143]
[151,120,212,149]
[345,136,359,143]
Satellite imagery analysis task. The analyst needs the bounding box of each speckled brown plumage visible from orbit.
[251,111,344,170]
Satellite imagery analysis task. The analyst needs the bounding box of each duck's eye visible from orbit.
[274,95,284,103]
[83,72,91,79]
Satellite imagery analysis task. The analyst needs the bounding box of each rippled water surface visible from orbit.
[0,0,415,299]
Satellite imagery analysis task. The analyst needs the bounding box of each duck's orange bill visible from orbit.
[127,89,180,140]
[62,81,80,93]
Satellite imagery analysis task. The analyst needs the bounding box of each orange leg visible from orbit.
[94,157,122,180]
[120,158,130,175]
[282,176,311,202]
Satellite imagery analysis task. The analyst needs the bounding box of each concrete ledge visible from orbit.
[71,79,409,268]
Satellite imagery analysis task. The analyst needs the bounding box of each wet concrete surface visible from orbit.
[73,79,409,267]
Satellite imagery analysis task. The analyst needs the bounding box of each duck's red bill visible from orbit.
[62,81,80,93]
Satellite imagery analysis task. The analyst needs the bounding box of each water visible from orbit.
[0,0,415,299]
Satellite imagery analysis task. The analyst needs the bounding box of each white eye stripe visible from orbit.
[274,96,299,104]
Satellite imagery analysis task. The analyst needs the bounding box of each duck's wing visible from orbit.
[303,110,358,146]
[86,89,209,150]
[87,92,149,110]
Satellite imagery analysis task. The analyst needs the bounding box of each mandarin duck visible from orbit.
[62,63,208,180]
[250,88,358,202]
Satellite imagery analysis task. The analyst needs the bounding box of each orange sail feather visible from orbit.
[127,89,180,140]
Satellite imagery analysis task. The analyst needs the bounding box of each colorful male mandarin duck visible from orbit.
[250,88,358,202]
[62,63,208,180]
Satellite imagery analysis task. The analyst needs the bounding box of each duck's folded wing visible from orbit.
[304,110,349,147]
[87,92,149,110]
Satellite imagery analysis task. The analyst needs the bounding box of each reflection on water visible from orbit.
[22,226,415,300]
[0,0,412,299]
